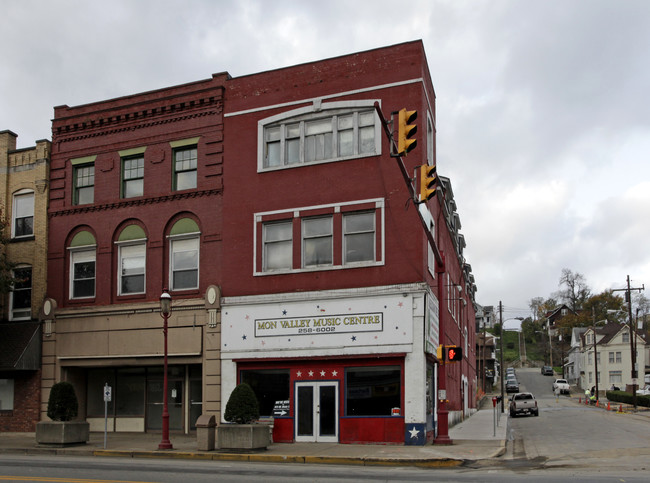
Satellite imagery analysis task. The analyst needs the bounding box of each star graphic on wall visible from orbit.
[332,370,338,377]
[242,335,247,340]
[308,370,314,377]
[409,427,420,439]
[296,371,302,378]
[282,309,288,315]
[245,315,250,320]
[398,302,403,308]
[351,336,357,341]
[320,370,326,377]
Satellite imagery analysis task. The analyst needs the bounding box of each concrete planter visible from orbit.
[35,421,90,446]
[217,423,271,450]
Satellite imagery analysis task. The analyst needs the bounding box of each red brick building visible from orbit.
[220,41,477,444]
[41,40,477,444]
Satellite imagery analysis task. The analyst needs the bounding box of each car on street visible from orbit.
[541,366,553,375]
[637,385,650,396]
[506,378,520,393]
[509,392,539,417]
[553,378,570,394]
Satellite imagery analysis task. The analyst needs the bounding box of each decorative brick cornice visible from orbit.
[49,188,222,218]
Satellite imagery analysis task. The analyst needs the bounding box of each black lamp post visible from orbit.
[158,289,173,450]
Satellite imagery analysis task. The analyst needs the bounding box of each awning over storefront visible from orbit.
[0,322,41,371]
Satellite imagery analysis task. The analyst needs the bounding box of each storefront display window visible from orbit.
[241,369,290,417]
[345,366,401,416]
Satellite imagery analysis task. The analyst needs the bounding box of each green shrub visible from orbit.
[47,381,79,421]
[224,383,260,424]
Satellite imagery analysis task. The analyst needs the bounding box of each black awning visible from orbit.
[0,322,41,371]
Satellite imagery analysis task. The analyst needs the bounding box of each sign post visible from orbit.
[103,383,112,449]
[492,397,497,436]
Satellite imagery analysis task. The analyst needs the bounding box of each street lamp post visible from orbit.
[158,289,173,450]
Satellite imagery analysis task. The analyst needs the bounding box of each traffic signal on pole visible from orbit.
[419,164,437,202]
[446,346,463,362]
[396,108,417,155]
[437,345,444,361]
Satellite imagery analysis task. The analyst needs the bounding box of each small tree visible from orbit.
[47,382,79,422]
[224,383,259,424]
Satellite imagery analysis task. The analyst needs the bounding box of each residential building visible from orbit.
[44,75,227,433]
[219,41,477,445]
[580,321,647,394]
[565,326,587,386]
[0,130,50,431]
[475,304,495,330]
[476,332,497,392]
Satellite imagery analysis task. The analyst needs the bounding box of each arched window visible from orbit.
[116,225,147,295]
[69,231,96,299]
[168,218,200,291]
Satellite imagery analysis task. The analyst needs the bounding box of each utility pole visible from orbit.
[499,301,504,413]
[612,275,644,411]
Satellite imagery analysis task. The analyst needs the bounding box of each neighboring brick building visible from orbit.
[219,41,477,444]
[0,130,50,431]
[44,76,227,433]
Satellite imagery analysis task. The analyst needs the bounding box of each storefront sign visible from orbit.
[272,400,290,417]
[255,313,383,337]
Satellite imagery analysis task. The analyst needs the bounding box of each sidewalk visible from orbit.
[0,407,507,468]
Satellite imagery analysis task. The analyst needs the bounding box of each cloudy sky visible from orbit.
[2,0,648,321]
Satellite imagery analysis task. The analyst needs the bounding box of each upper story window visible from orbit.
[170,138,199,191]
[263,221,293,271]
[259,101,380,171]
[116,225,147,295]
[68,231,96,299]
[343,212,375,264]
[71,155,96,206]
[122,155,144,198]
[10,265,32,320]
[168,218,200,291]
[255,199,384,275]
[622,331,629,343]
[12,190,34,238]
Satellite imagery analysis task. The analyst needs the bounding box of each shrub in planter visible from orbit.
[224,383,260,424]
[36,381,88,445]
[47,381,79,421]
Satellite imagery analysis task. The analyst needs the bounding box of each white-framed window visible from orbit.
[73,164,94,205]
[302,217,333,268]
[615,351,622,363]
[609,352,614,363]
[170,237,199,291]
[10,265,31,320]
[0,379,14,411]
[263,221,293,271]
[122,155,144,198]
[609,371,622,383]
[343,211,375,264]
[70,248,96,299]
[259,101,380,170]
[256,199,384,275]
[173,146,197,191]
[118,243,146,295]
[622,331,630,343]
[12,190,34,238]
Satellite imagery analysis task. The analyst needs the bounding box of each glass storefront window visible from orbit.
[345,366,401,416]
[240,369,290,417]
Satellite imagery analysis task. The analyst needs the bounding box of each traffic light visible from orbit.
[396,108,417,155]
[437,345,444,361]
[446,346,463,362]
[419,164,437,202]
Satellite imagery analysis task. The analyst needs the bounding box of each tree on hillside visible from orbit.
[558,268,590,311]
[529,296,557,321]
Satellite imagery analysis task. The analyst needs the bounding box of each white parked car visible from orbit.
[552,379,570,395]
[637,385,650,396]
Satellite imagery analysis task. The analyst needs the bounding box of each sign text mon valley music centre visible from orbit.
[255,313,383,337]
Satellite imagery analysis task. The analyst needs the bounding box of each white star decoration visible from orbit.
[296,371,302,377]
[332,370,338,376]
[320,370,326,377]
[409,427,420,439]
[308,370,314,377]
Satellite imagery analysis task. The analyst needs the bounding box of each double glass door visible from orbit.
[295,381,338,442]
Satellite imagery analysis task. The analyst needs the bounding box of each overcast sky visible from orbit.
[2,0,648,323]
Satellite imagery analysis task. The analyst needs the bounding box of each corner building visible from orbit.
[220,41,477,444]
[45,76,227,433]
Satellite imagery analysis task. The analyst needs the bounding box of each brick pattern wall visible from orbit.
[0,371,41,432]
